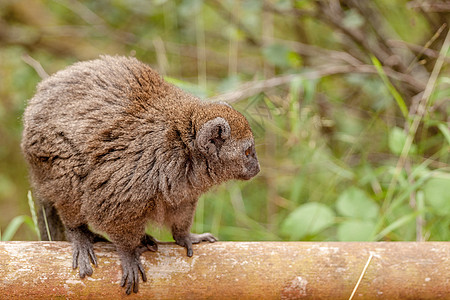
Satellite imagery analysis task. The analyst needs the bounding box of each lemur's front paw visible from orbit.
[190,232,217,244]
[174,233,217,257]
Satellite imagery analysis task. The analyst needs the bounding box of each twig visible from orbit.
[406,23,447,72]
[316,2,391,65]
[209,63,425,103]
[228,0,240,77]
[272,38,363,67]
[348,253,374,300]
[22,54,49,79]
[153,37,168,76]
[54,0,135,45]
[207,0,260,46]
[263,0,315,18]
[196,7,207,90]
[388,39,450,61]
[346,0,398,62]
[54,0,106,26]
[408,1,450,12]
[382,24,450,215]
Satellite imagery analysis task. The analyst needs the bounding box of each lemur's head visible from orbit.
[193,102,260,182]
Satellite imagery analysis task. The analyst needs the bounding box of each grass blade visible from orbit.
[374,212,420,241]
[2,215,33,241]
[27,191,41,240]
[370,55,409,120]
[348,253,374,300]
[437,123,450,146]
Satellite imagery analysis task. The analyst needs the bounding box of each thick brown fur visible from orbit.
[21,55,259,294]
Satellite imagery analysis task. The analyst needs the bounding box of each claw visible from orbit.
[138,261,147,282]
[187,246,193,257]
[174,232,217,257]
[88,247,98,266]
[120,272,128,287]
[72,249,79,269]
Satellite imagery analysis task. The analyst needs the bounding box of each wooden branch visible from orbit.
[1,242,449,299]
[21,54,49,79]
[408,1,450,12]
[388,39,450,61]
[209,64,425,103]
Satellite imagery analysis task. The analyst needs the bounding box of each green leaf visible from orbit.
[164,76,208,99]
[423,177,450,216]
[371,55,409,120]
[179,0,203,17]
[343,9,364,29]
[281,202,335,240]
[388,126,417,155]
[336,187,379,220]
[27,191,40,239]
[289,174,304,204]
[287,51,302,68]
[0,174,14,199]
[337,220,376,241]
[274,0,292,10]
[374,213,418,240]
[2,215,34,241]
[437,122,450,145]
[217,75,241,93]
[389,127,406,155]
[262,43,292,68]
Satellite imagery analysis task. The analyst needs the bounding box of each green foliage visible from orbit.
[281,202,335,240]
[0,0,449,242]
[423,176,450,216]
[262,43,301,69]
[336,187,379,241]
[371,55,409,120]
[27,191,40,240]
[1,215,36,241]
[337,220,376,242]
[336,187,379,220]
[389,127,417,155]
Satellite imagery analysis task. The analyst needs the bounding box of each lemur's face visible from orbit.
[195,104,260,182]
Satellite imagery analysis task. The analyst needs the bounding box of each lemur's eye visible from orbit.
[245,147,252,157]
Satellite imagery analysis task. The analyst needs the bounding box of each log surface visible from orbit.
[0,241,449,299]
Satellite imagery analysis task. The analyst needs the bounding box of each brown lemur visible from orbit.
[21,55,260,294]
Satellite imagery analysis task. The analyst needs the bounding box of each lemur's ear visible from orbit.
[196,117,230,158]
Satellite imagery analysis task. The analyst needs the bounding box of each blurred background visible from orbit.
[0,0,449,242]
